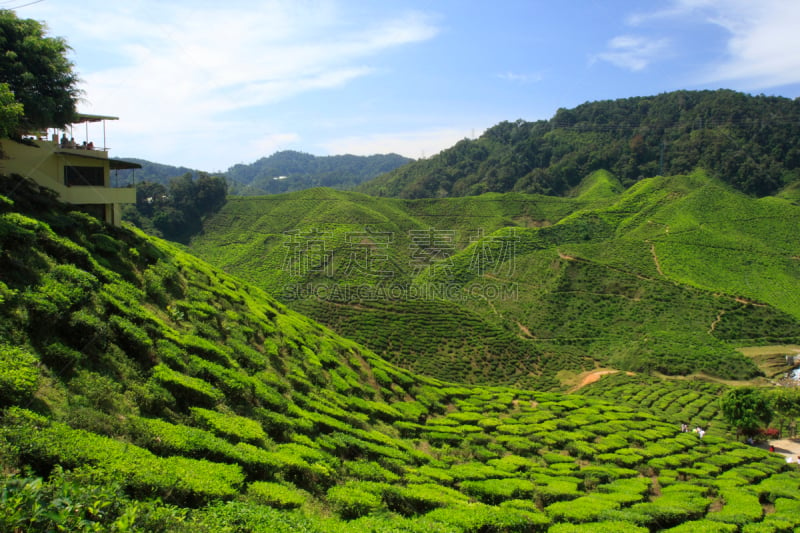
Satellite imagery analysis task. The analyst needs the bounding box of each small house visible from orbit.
[0,113,140,226]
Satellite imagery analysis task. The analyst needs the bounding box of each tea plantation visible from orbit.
[188,170,800,388]
[1,176,799,532]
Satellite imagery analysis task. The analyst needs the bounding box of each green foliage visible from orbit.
[191,407,267,444]
[546,494,622,523]
[0,344,38,405]
[0,467,139,533]
[384,483,470,516]
[706,484,763,526]
[188,170,800,390]
[0,9,79,130]
[246,481,308,509]
[460,477,535,504]
[719,388,773,438]
[360,90,800,198]
[548,521,648,533]
[151,364,223,407]
[425,503,550,532]
[0,82,23,137]
[326,483,383,519]
[0,165,795,531]
[226,150,413,195]
[126,173,228,243]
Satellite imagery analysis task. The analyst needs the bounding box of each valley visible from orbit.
[2,85,800,531]
[188,170,800,391]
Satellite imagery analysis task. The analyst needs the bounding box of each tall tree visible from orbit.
[0,9,80,132]
[719,387,773,440]
[0,82,23,137]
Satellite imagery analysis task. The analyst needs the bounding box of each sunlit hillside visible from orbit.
[188,170,800,390]
[2,175,799,531]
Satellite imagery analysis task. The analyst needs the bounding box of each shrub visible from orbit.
[425,503,550,532]
[546,494,621,523]
[327,483,383,519]
[752,472,800,502]
[246,481,307,509]
[534,478,582,506]
[661,519,738,532]
[0,344,39,405]
[706,485,763,526]
[547,520,648,533]
[384,483,469,516]
[460,477,535,504]
[109,315,153,357]
[191,407,267,444]
[619,489,710,529]
[3,411,244,505]
[150,364,222,407]
[0,467,137,532]
[343,460,400,483]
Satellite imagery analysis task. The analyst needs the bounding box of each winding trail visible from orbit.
[708,310,726,334]
[649,241,665,276]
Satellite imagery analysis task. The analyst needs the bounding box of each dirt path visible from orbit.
[708,310,726,334]
[762,438,800,463]
[649,241,665,276]
[516,321,534,339]
[568,370,619,393]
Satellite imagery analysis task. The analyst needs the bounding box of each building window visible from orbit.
[65,166,105,186]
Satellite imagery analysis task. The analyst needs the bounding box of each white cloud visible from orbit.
[320,127,477,159]
[593,35,670,71]
[23,1,439,169]
[626,0,800,88]
[498,71,544,83]
[696,1,800,87]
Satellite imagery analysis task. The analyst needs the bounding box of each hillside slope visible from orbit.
[188,170,800,388]
[1,173,798,532]
[227,150,413,195]
[358,89,800,199]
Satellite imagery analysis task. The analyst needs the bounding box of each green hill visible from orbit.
[358,90,800,199]
[227,150,413,195]
[188,170,800,388]
[2,173,799,532]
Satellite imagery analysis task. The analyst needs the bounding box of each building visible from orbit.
[0,113,140,226]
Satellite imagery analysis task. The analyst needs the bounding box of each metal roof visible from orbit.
[72,113,120,123]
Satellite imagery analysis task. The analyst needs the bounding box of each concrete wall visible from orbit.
[0,138,135,224]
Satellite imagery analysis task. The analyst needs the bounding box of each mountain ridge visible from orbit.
[358,89,800,199]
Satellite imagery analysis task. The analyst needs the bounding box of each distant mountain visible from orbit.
[226,150,413,195]
[112,158,201,186]
[359,89,800,198]
[115,151,414,195]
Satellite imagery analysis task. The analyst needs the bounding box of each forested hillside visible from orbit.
[227,150,413,195]
[188,170,800,390]
[2,174,799,532]
[112,158,200,187]
[359,90,800,198]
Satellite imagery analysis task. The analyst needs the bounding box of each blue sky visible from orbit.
[13,0,800,171]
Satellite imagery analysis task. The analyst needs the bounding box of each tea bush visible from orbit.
[246,481,308,509]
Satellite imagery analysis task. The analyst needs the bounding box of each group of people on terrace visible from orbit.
[58,133,94,150]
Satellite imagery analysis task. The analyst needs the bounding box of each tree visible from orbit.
[719,387,773,440]
[0,83,24,138]
[0,9,80,132]
[768,387,800,438]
